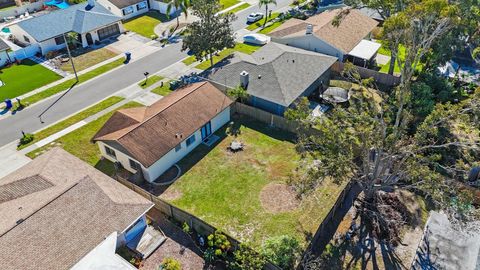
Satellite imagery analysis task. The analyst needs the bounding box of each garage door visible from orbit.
[98,24,120,41]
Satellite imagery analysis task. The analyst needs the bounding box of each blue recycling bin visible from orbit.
[125,52,131,62]
[4,99,12,109]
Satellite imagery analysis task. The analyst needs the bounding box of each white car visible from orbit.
[243,34,270,45]
[246,12,264,23]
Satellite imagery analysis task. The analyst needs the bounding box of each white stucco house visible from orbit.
[269,8,380,67]
[93,81,234,183]
[97,0,149,20]
[98,0,176,18]
[0,38,12,66]
[9,0,124,56]
[0,148,156,270]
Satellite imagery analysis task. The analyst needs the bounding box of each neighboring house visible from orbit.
[411,211,480,270]
[207,42,337,115]
[0,148,155,270]
[97,0,149,20]
[269,8,380,67]
[9,0,123,56]
[0,38,12,66]
[93,81,233,183]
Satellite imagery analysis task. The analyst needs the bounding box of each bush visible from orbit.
[182,222,191,234]
[206,231,231,260]
[151,34,158,40]
[159,257,181,270]
[261,235,301,269]
[19,133,34,146]
[228,243,266,270]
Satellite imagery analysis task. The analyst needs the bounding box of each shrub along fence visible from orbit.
[115,175,281,270]
[331,61,401,87]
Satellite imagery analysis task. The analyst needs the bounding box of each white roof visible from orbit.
[348,39,381,60]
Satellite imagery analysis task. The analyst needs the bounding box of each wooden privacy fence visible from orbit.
[232,102,300,133]
[331,61,401,87]
[307,181,361,255]
[116,176,281,270]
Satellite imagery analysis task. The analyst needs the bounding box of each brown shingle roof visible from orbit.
[93,82,233,167]
[0,148,153,270]
[269,8,378,53]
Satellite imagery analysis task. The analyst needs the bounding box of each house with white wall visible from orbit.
[97,0,149,20]
[93,81,233,183]
[0,38,12,66]
[9,0,123,56]
[0,147,155,270]
[269,8,380,67]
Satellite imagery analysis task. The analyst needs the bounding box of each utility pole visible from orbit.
[63,32,78,82]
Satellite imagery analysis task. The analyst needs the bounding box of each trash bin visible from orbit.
[125,52,131,62]
[4,99,12,109]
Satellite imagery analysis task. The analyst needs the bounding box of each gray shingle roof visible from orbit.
[0,148,153,270]
[107,0,145,9]
[17,3,121,42]
[208,42,337,107]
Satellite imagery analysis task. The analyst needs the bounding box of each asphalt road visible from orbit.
[0,1,293,147]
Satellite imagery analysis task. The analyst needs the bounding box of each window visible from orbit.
[136,1,147,10]
[105,146,116,158]
[186,135,196,147]
[123,6,134,15]
[175,144,182,152]
[23,35,30,43]
[54,36,65,45]
[129,159,141,170]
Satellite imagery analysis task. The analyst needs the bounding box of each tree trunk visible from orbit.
[209,52,214,67]
[263,5,268,28]
[176,16,180,31]
[388,54,396,75]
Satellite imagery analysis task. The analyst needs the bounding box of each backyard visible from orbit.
[123,11,169,38]
[377,44,424,74]
[160,115,347,249]
[0,59,62,100]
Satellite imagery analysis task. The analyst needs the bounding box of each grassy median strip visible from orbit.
[18,96,125,150]
[228,2,251,13]
[27,101,143,175]
[194,43,262,70]
[246,13,280,31]
[22,58,125,106]
[138,75,164,89]
[152,80,174,96]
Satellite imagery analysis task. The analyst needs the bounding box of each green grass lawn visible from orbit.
[228,2,250,13]
[123,11,169,38]
[377,44,423,74]
[246,13,280,31]
[21,58,124,107]
[18,96,124,150]
[194,43,262,70]
[138,75,164,89]
[162,116,346,249]
[61,48,118,72]
[151,80,174,96]
[27,101,143,176]
[0,59,62,100]
[258,20,284,34]
[182,55,197,66]
[220,0,240,9]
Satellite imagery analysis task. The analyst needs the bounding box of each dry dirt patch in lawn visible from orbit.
[260,183,300,213]
[160,188,183,201]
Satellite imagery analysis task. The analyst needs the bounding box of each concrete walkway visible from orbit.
[0,142,31,179]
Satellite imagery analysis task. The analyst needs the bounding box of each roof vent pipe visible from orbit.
[240,70,249,88]
[306,24,313,35]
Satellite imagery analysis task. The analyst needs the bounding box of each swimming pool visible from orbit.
[1,27,11,34]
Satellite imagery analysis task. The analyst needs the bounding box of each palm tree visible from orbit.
[259,0,277,28]
[167,0,190,31]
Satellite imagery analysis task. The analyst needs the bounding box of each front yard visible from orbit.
[123,11,169,38]
[0,59,62,100]
[160,115,346,249]
[60,47,118,72]
[27,101,143,176]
